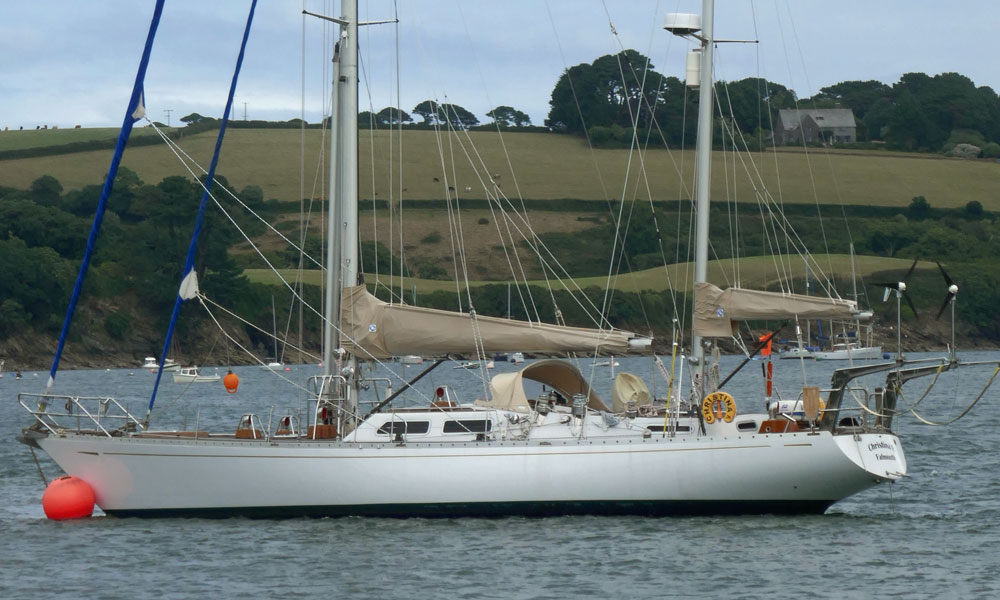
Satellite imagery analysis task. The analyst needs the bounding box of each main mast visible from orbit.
[665,0,714,395]
[323,0,359,383]
[691,0,714,393]
[338,0,360,306]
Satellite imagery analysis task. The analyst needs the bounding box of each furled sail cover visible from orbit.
[341,286,638,359]
[486,359,608,412]
[611,372,652,413]
[693,282,861,337]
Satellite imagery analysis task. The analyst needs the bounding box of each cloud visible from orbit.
[6,0,1000,130]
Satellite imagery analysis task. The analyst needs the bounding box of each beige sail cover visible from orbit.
[611,372,652,413]
[341,285,636,359]
[693,282,860,337]
[486,359,609,412]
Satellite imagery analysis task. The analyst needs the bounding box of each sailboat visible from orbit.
[263,296,285,370]
[812,246,884,361]
[16,0,981,518]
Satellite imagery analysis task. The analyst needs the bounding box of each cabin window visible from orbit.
[377,421,430,435]
[737,421,757,431]
[645,425,691,433]
[443,420,492,433]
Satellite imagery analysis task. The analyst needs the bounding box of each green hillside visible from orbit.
[3,127,1000,210]
[0,126,168,151]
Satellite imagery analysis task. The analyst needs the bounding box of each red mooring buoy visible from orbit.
[42,476,95,520]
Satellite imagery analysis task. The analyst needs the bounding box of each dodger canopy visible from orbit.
[486,359,608,413]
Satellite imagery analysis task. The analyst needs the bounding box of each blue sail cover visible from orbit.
[148,0,259,415]
[47,0,166,393]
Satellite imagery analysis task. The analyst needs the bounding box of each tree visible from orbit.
[109,175,244,310]
[0,196,90,259]
[0,298,29,336]
[412,100,478,129]
[438,103,479,129]
[885,89,940,150]
[486,105,531,127]
[240,184,264,208]
[908,195,931,220]
[180,112,205,124]
[0,236,76,329]
[413,100,441,125]
[376,107,412,125]
[812,80,891,120]
[966,200,985,218]
[863,97,895,141]
[885,72,994,151]
[982,142,1000,158]
[547,49,674,135]
[716,78,796,137]
[30,175,63,206]
[861,217,919,256]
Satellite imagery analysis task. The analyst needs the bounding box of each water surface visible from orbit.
[2,353,998,598]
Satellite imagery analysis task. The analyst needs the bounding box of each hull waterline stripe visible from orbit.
[102,499,836,519]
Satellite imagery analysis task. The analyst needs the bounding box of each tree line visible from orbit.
[0,170,272,340]
[167,52,1000,157]
[357,102,533,130]
[5,172,1000,344]
[542,49,1000,154]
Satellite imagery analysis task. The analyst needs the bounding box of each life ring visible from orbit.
[702,391,737,424]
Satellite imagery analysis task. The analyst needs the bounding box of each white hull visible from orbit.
[142,358,179,372]
[172,374,221,383]
[31,428,903,517]
[779,347,814,359]
[813,346,884,360]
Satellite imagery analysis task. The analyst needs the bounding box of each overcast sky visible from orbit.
[4,1,1000,130]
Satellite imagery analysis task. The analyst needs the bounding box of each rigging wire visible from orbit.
[148,121,435,403]
[148,123,325,270]
[421,4,551,322]
[909,364,1000,426]
[772,1,833,280]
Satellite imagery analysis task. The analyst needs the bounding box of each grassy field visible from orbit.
[3,127,1000,209]
[244,254,933,295]
[0,126,170,151]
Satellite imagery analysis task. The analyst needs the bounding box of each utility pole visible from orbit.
[243,102,248,120]
[164,108,173,127]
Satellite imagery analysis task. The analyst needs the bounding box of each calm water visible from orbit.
[3,352,1000,599]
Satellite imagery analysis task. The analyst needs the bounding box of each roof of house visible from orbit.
[777,108,856,130]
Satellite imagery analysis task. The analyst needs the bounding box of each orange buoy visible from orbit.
[223,369,239,394]
[42,476,95,520]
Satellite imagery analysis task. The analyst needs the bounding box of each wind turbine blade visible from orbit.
[903,292,919,319]
[936,261,955,287]
[935,293,954,320]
